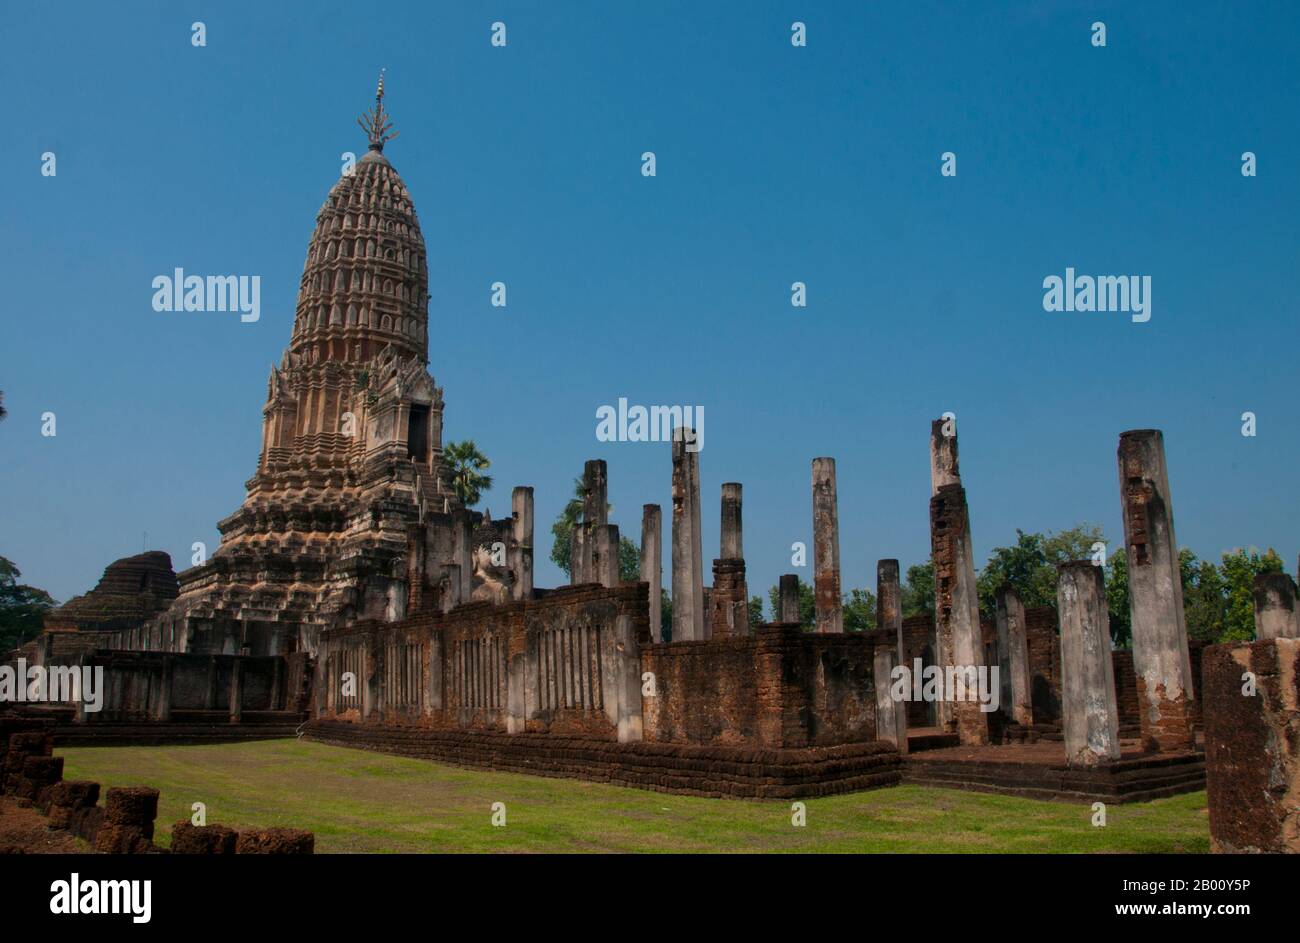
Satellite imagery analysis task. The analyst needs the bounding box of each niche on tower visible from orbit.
[407,404,430,462]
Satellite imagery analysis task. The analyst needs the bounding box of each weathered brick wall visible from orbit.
[1024,606,1062,724]
[1111,650,1140,731]
[787,630,878,747]
[1202,639,1300,853]
[641,637,761,744]
[899,613,938,727]
[641,626,880,749]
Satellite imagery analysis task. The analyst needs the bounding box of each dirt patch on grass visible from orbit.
[0,797,90,854]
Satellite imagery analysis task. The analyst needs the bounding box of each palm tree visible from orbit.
[443,440,493,507]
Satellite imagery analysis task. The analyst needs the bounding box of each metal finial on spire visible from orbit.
[356,69,399,152]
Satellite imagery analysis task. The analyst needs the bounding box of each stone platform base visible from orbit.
[52,712,306,747]
[304,721,903,799]
[903,739,1205,803]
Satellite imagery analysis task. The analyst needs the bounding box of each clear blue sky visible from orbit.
[2,1,1297,607]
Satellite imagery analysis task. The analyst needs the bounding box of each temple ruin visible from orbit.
[6,81,1293,834]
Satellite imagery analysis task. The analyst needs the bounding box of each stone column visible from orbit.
[995,585,1032,725]
[593,524,620,588]
[362,637,375,721]
[428,633,444,711]
[615,614,643,743]
[451,509,474,603]
[506,638,526,734]
[575,459,608,585]
[570,525,587,585]
[720,483,743,559]
[811,457,843,634]
[873,649,908,753]
[671,427,705,641]
[778,574,801,624]
[155,655,173,722]
[929,467,987,745]
[711,483,750,638]
[511,486,534,601]
[228,659,243,724]
[442,564,462,612]
[75,655,89,724]
[1253,572,1299,640]
[640,504,663,642]
[270,657,283,711]
[598,613,644,743]
[583,459,608,528]
[1056,562,1121,767]
[1117,429,1195,752]
[930,418,955,719]
[205,656,218,710]
[930,417,960,495]
[876,559,903,664]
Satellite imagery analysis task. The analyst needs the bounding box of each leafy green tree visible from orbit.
[618,537,640,583]
[901,560,934,617]
[1181,550,1227,643]
[660,590,672,642]
[976,524,1106,616]
[0,557,57,652]
[843,587,876,633]
[1041,525,1107,570]
[1221,547,1284,642]
[443,440,493,507]
[976,530,1050,614]
[747,595,765,627]
[1105,549,1132,647]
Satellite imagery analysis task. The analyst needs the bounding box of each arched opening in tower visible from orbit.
[407,405,430,463]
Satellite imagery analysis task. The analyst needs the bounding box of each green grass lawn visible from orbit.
[60,739,1210,853]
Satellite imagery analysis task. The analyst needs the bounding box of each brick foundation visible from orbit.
[305,719,902,799]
